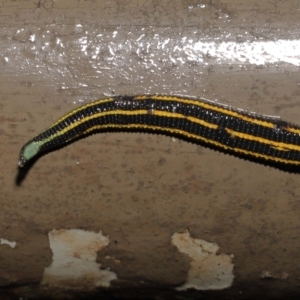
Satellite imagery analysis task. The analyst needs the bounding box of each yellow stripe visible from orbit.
[134,95,275,129]
[47,109,219,140]
[153,110,218,129]
[48,97,115,129]
[82,123,300,166]
[38,97,300,166]
[225,128,300,152]
[49,95,276,133]
[285,127,300,135]
[271,146,290,151]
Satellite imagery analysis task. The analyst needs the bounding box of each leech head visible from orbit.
[18,141,40,167]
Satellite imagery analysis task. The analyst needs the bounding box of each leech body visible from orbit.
[18,95,300,168]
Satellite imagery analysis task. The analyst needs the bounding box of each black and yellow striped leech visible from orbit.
[18,95,300,169]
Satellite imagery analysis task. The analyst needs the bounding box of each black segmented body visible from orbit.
[18,95,300,168]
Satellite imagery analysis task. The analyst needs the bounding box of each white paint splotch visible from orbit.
[41,229,117,290]
[0,238,16,248]
[172,231,234,290]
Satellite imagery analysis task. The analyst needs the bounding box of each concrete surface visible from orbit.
[0,0,300,299]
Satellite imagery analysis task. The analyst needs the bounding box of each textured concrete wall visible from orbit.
[0,0,300,299]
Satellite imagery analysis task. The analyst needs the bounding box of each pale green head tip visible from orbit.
[18,142,40,167]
